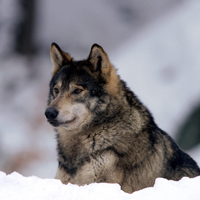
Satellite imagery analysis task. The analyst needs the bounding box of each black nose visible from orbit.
[45,108,59,120]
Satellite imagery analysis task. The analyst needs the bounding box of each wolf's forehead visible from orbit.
[52,64,94,88]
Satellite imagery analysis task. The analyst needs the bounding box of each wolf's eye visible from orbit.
[73,88,83,94]
[53,87,59,95]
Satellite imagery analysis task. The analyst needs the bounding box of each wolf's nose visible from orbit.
[45,108,59,120]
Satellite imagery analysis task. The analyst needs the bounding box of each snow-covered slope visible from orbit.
[1,171,200,200]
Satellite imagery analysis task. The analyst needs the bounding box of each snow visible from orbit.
[0,171,200,200]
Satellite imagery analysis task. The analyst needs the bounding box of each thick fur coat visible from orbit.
[45,43,200,193]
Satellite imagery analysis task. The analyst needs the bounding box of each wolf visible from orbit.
[45,43,200,193]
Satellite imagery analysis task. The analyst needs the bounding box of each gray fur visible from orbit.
[45,43,200,193]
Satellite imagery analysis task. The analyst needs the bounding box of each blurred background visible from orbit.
[0,0,200,178]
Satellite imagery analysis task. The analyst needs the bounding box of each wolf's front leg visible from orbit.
[55,167,71,184]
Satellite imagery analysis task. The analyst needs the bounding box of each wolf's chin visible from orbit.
[48,120,60,127]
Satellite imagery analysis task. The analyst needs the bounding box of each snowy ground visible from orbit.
[1,171,200,200]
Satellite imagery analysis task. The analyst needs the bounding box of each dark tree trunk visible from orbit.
[15,0,36,55]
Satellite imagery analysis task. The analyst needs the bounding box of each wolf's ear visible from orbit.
[88,44,119,95]
[88,44,111,78]
[50,43,72,75]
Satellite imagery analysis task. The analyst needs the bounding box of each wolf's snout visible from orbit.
[45,108,59,120]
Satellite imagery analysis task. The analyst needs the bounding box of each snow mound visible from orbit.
[1,171,200,200]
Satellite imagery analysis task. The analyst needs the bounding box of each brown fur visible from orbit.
[45,43,200,193]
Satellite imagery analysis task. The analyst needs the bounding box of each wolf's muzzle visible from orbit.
[45,108,59,120]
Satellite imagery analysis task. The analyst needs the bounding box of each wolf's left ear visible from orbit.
[50,43,72,75]
[88,44,119,94]
[88,44,112,78]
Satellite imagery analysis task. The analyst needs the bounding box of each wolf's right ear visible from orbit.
[50,43,72,75]
[87,44,112,78]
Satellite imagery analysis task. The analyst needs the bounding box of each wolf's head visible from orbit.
[45,43,120,131]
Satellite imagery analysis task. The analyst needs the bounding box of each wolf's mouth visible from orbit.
[62,117,77,125]
[48,117,76,127]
